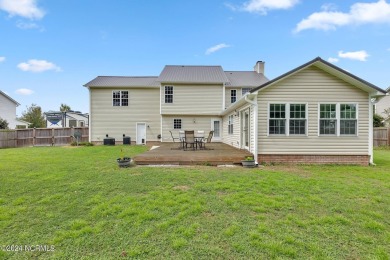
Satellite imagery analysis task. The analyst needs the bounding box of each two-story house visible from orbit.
[84,57,386,165]
[0,90,29,129]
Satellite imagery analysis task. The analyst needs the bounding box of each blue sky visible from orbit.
[1,0,389,116]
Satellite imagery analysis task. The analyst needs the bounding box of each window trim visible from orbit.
[318,103,359,137]
[164,86,174,104]
[267,102,308,136]
[230,89,237,104]
[112,90,129,107]
[228,114,234,135]
[173,118,182,129]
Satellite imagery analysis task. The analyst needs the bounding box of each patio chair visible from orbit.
[184,130,196,151]
[169,130,180,143]
[199,130,213,150]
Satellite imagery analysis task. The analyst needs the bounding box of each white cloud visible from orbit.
[0,56,5,63]
[242,0,300,14]
[338,50,369,61]
[16,20,39,29]
[328,57,339,63]
[205,43,230,55]
[387,47,390,51]
[17,59,61,72]
[0,0,45,20]
[294,0,390,32]
[16,88,34,95]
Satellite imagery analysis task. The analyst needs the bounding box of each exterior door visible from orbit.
[241,109,250,150]
[136,123,146,144]
[211,118,221,141]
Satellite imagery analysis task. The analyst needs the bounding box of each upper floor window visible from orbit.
[228,115,234,134]
[165,86,173,103]
[231,89,237,103]
[113,91,128,106]
[242,88,252,96]
[269,103,307,135]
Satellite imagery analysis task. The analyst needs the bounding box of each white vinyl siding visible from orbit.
[257,65,369,155]
[161,115,220,142]
[90,88,160,143]
[225,87,244,108]
[222,112,240,149]
[161,84,223,115]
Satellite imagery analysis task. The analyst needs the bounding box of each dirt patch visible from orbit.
[173,185,190,191]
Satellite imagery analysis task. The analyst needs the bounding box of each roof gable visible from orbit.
[251,57,386,96]
[158,65,229,84]
[0,90,20,106]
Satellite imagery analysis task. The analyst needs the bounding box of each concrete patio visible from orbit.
[134,142,252,166]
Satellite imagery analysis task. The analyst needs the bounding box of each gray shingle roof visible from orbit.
[158,65,229,83]
[84,76,159,87]
[225,71,268,87]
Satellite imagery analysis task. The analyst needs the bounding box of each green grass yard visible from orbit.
[0,146,389,259]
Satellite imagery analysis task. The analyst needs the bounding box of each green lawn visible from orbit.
[0,146,389,259]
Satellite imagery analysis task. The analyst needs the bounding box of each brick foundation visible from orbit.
[258,154,370,166]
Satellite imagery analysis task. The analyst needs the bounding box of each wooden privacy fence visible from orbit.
[0,127,89,148]
[373,127,390,147]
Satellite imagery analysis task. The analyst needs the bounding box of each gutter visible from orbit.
[244,93,258,165]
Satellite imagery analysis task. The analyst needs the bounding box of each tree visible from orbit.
[373,113,385,127]
[60,103,71,112]
[0,117,9,129]
[20,104,46,128]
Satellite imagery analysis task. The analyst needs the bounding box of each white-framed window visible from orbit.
[228,115,234,134]
[289,104,307,135]
[242,88,252,96]
[340,104,357,135]
[113,90,128,106]
[165,86,173,103]
[269,103,307,135]
[319,103,358,136]
[231,89,237,103]
[173,119,182,129]
[319,104,337,135]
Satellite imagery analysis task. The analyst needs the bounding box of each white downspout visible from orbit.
[245,94,258,165]
[369,94,374,165]
[88,87,92,143]
[222,83,226,110]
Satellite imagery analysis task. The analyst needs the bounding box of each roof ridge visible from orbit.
[96,76,158,78]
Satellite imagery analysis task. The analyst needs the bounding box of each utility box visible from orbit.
[103,137,115,145]
[123,136,131,145]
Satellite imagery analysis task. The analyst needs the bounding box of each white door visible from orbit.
[136,123,146,145]
[211,118,222,141]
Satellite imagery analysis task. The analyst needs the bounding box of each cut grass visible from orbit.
[0,145,389,259]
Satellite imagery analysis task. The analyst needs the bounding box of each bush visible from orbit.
[0,117,9,129]
[374,114,385,127]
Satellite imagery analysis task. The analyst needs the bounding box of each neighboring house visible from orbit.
[84,57,386,165]
[375,86,390,126]
[0,90,29,129]
[44,110,89,128]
